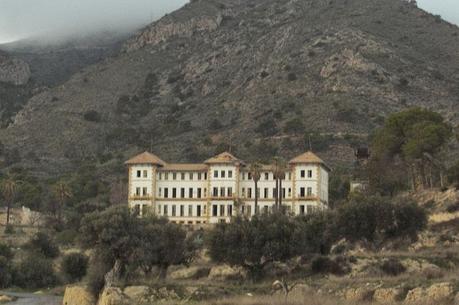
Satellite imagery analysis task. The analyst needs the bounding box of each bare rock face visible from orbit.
[405,283,455,304]
[62,286,96,305]
[123,286,150,303]
[0,52,31,85]
[97,287,127,305]
[0,295,17,303]
[373,288,404,303]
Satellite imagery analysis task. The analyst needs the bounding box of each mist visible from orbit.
[0,0,457,46]
[0,0,188,44]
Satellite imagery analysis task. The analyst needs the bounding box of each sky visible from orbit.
[0,0,457,44]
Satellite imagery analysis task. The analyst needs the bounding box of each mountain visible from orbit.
[1,0,458,176]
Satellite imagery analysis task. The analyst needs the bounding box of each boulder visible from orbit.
[123,286,150,303]
[404,287,426,304]
[97,287,127,305]
[426,282,454,303]
[344,287,374,302]
[373,288,404,303]
[208,264,247,281]
[62,285,96,305]
[0,295,16,303]
[169,266,210,280]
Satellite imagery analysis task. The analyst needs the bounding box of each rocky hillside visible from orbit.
[1,0,459,176]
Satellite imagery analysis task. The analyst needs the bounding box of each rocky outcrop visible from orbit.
[404,283,455,304]
[344,287,374,302]
[97,287,126,305]
[0,295,16,303]
[208,264,247,281]
[63,286,96,305]
[0,52,31,85]
[373,288,404,303]
[123,286,150,303]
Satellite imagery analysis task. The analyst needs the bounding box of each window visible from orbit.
[197,188,202,198]
[172,188,177,198]
[220,205,225,216]
[288,172,292,180]
[172,205,176,217]
[248,172,252,180]
[173,173,177,180]
[273,188,277,198]
[212,205,218,216]
[181,188,185,198]
[142,187,147,196]
[242,188,246,197]
[136,187,141,196]
[204,188,207,197]
[307,187,312,196]
[189,188,193,198]
[301,170,305,178]
[242,172,246,180]
[247,205,252,216]
[198,173,202,180]
[164,205,168,216]
[159,172,162,180]
[265,172,269,180]
[158,204,161,215]
[257,188,260,198]
[165,172,169,180]
[159,188,162,197]
[248,188,252,198]
[228,171,233,178]
[221,170,225,178]
[214,170,218,178]
[264,188,268,198]
[308,170,313,178]
[220,187,225,197]
[204,173,207,180]
[143,170,148,178]
[228,205,233,216]
[213,187,218,197]
[190,173,193,180]
[300,187,305,198]
[180,205,184,217]
[197,205,202,217]
[181,173,185,180]
[227,187,233,197]
[288,188,292,197]
[164,188,169,198]
[300,205,305,215]
[188,205,193,216]
[136,170,141,178]
[282,188,286,198]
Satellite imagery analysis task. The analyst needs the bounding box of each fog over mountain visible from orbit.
[0,0,457,45]
[0,0,188,44]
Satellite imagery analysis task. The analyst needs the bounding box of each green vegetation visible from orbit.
[61,252,89,283]
[14,254,57,289]
[25,232,60,259]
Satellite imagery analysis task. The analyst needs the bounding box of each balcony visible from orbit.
[129,195,153,201]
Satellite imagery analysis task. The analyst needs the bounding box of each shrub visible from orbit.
[446,201,459,213]
[0,244,13,260]
[13,255,57,289]
[287,73,297,81]
[0,256,13,288]
[26,232,60,258]
[379,258,406,276]
[61,252,89,283]
[83,110,101,122]
[283,117,305,134]
[55,229,79,246]
[208,119,223,131]
[4,225,14,234]
[447,161,459,187]
[310,256,344,275]
[255,118,278,137]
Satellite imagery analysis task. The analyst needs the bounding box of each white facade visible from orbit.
[126,151,330,225]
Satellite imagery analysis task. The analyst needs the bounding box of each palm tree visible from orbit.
[273,157,287,212]
[53,181,72,221]
[249,162,262,215]
[1,176,19,226]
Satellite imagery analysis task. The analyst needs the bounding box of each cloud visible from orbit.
[0,0,188,44]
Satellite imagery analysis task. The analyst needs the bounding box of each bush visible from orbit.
[55,229,79,246]
[379,258,406,276]
[26,232,60,258]
[283,117,305,134]
[0,256,13,288]
[83,110,101,122]
[310,256,345,275]
[0,243,13,259]
[86,254,113,296]
[13,255,57,289]
[4,225,14,234]
[61,252,89,283]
